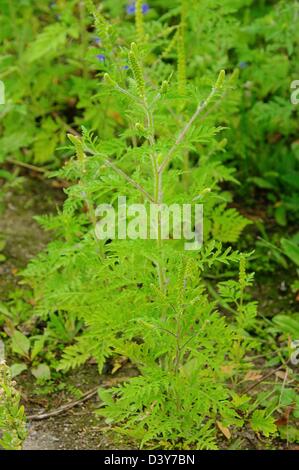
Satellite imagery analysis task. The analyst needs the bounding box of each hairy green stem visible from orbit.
[159,87,218,174]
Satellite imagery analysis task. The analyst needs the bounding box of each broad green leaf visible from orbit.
[281,239,299,267]
[11,331,30,358]
[273,314,299,338]
[10,363,28,378]
[31,364,51,380]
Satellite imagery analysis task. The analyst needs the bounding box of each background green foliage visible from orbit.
[0,0,298,450]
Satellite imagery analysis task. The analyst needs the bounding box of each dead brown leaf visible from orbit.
[275,406,295,427]
[244,371,263,382]
[216,421,231,440]
[275,370,288,380]
[221,364,235,375]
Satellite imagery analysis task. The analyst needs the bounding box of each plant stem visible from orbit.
[85,146,154,203]
[7,158,48,174]
[104,157,155,203]
[159,87,218,174]
[143,99,167,293]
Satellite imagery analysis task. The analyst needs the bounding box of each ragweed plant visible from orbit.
[19,2,260,448]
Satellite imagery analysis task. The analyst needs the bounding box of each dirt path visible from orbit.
[23,390,109,450]
[21,364,136,450]
[0,176,64,298]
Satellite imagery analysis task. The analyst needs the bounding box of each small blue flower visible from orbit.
[122,65,129,70]
[94,37,101,45]
[239,61,248,69]
[126,3,150,15]
[96,54,106,62]
[126,4,135,14]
